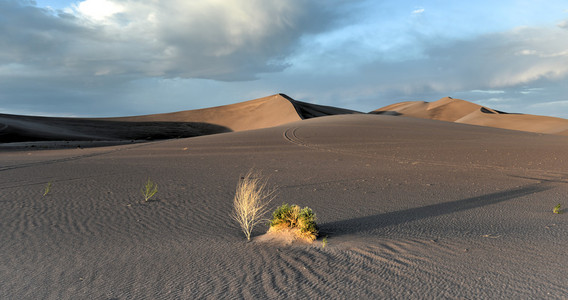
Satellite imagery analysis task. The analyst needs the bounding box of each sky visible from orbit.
[2,0,568,118]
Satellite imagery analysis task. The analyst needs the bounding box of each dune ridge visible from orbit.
[373,97,568,136]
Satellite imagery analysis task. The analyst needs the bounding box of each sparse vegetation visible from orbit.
[322,236,328,248]
[553,203,562,214]
[43,181,52,197]
[141,179,158,202]
[231,170,275,241]
[269,203,318,242]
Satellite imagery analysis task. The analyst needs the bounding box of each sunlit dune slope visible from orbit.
[109,93,360,132]
[373,97,568,136]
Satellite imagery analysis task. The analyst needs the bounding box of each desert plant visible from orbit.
[141,179,158,202]
[269,203,318,242]
[553,204,562,214]
[322,236,328,248]
[43,181,52,197]
[231,170,275,241]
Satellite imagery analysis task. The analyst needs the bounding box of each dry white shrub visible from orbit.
[231,170,275,241]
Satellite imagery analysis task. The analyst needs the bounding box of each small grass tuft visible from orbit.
[269,203,318,242]
[141,179,158,202]
[553,203,562,214]
[322,235,328,248]
[43,182,52,197]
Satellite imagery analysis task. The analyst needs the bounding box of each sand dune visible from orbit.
[373,97,568,136]
[1,114,567,298]
[0,94,358,146]
[110,93,359,131]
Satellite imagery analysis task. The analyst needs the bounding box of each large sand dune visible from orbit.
[111,93,359,131]
[374,97,568,136]
[1,113,567,298]
[0,94,359,145]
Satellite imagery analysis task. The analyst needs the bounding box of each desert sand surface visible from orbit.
[374,97,568,136]
[0,94,359,149]
[1,112,567,299]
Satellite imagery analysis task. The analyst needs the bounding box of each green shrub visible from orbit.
[269,203,318,242]
[553,203,562,214]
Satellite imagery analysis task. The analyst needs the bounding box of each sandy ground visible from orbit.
[1,114,567,299]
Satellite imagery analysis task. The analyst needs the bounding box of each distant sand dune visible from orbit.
[373,97,568,136]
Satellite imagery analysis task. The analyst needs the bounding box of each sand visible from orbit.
[1,105,568,298]
[374,97,568,136]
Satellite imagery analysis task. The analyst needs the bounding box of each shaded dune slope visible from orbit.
[373,97,568,136]
[0,114,230,143]
[0,94,358,143]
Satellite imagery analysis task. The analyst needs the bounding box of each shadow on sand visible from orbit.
[320,182,552,237]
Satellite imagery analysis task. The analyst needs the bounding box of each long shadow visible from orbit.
[0,113,232,143]
[320,183,552,237]
[369,110,402,116]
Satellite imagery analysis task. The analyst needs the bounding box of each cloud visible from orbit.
[470,90,505,94]
[520,87,544,94]
[73,0,124,21]
[412,8,425,14]
[0,0,347,115]
[369,26,568,91]
[528,100,568,107]
[0,0,342,81]
[269,22,568,116]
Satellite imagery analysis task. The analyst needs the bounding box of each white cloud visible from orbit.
[481,97,513,103]
[517,49,537,55]
[412,8,425,14]
[0,0,341,81]
[470,90,505,94]
[528,100,568,107]
[432,28,568,88]
[520,87,544,94]
[73,0,124,21]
